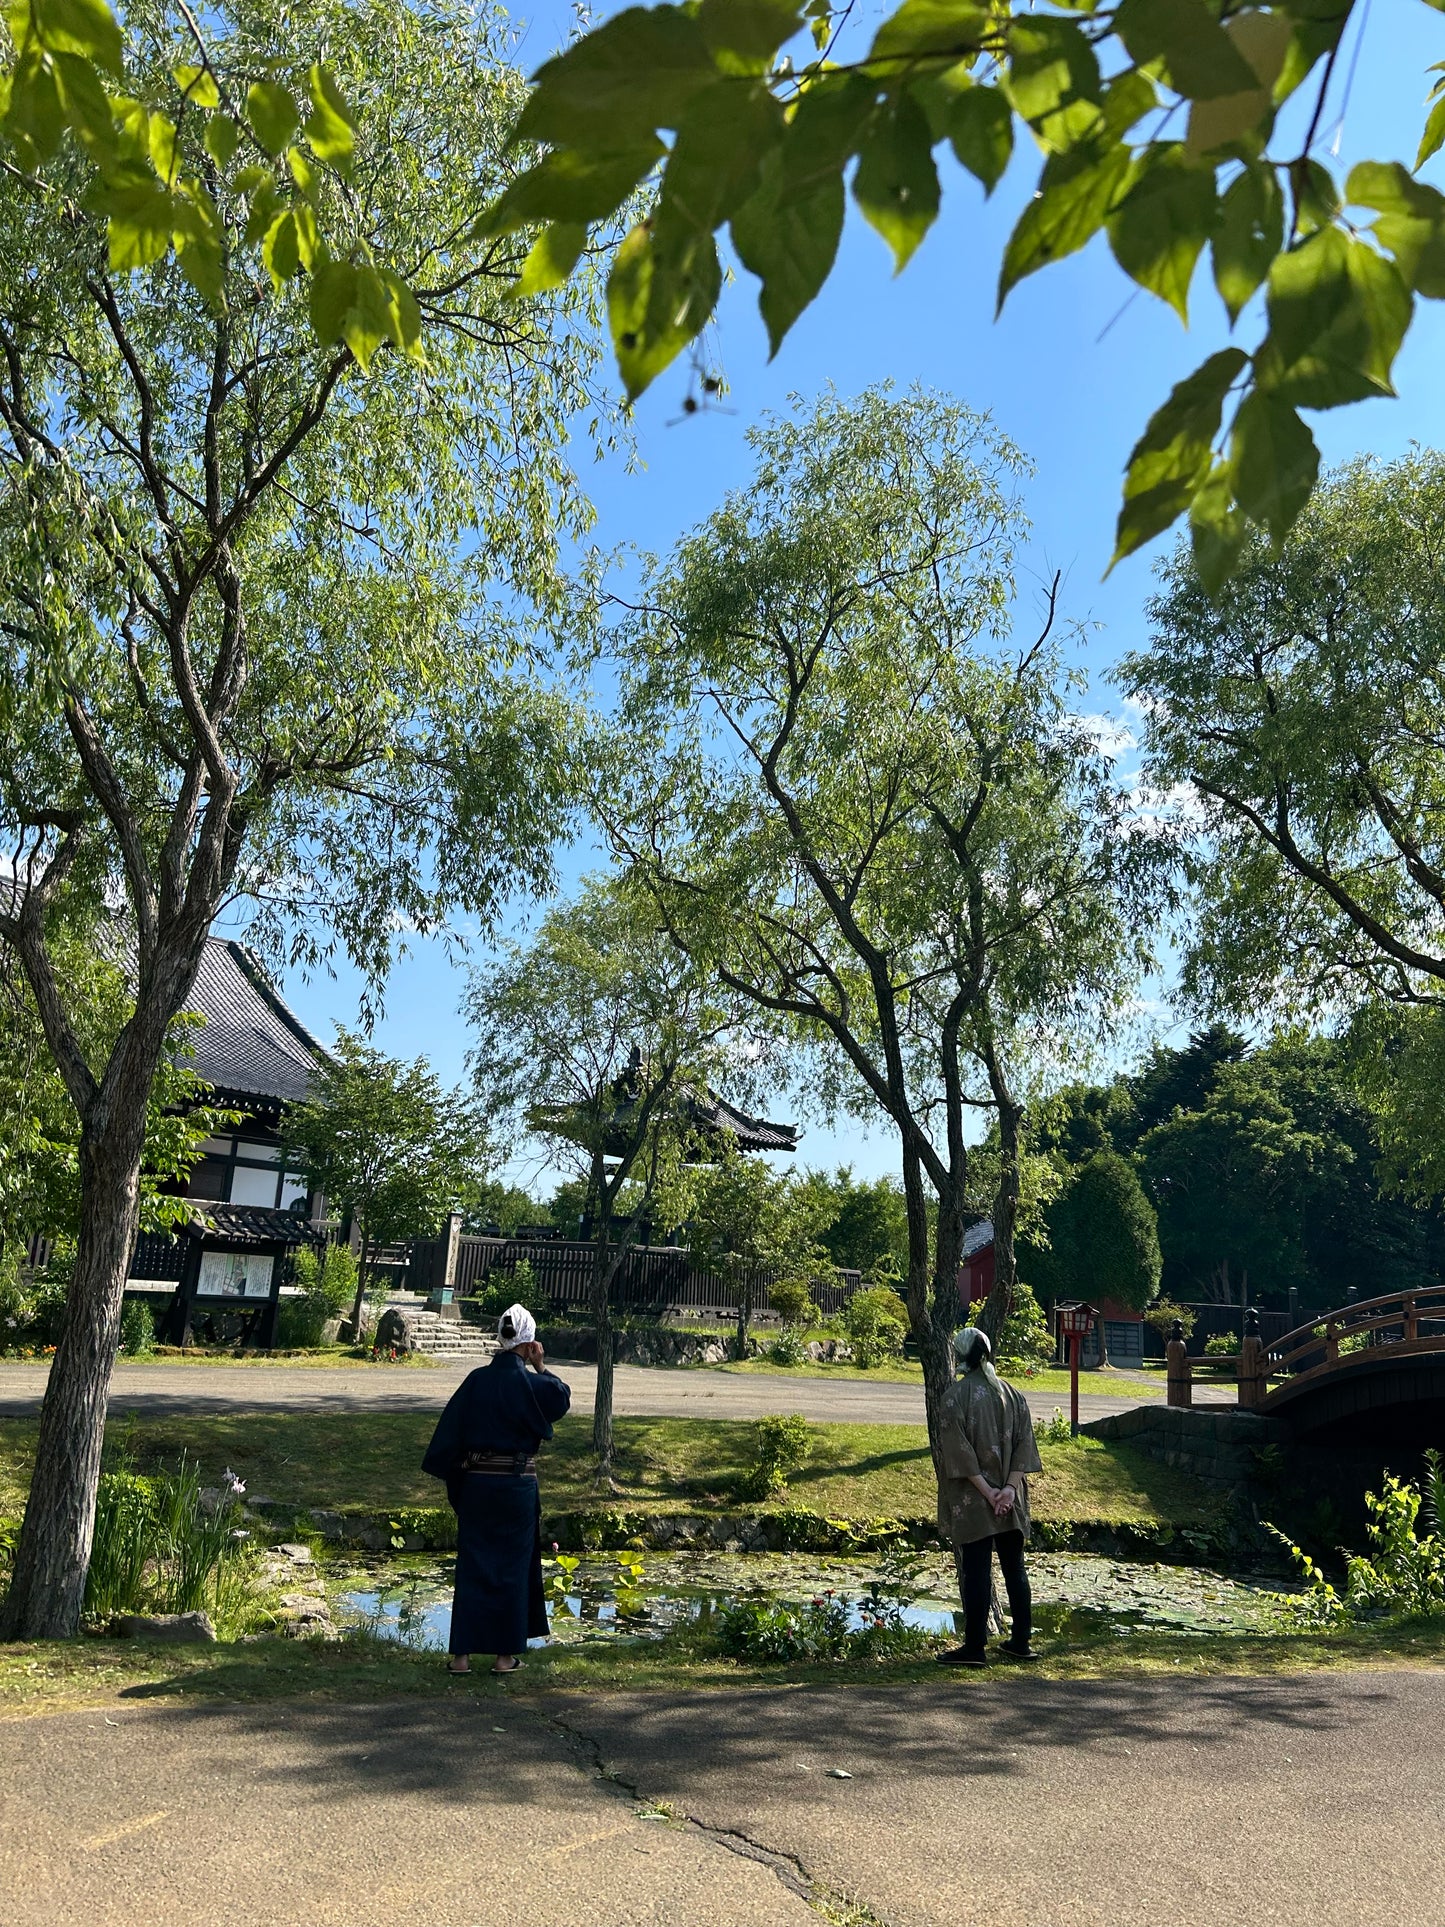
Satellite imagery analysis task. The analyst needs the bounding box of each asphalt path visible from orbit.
[3,1668,1441,1925]
[0,1360,1222,1426]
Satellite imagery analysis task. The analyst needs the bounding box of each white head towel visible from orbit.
[497,1303,537,1351]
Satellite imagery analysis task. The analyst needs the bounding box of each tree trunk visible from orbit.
[590,1152,618,1489]
[922,1180,969,1486]
[733,1267,753,1362]
[346,1211,371,1346]
[0,1116,145,1639]
[979,1065,1021,1350]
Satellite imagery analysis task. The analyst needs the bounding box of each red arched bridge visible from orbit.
[1166,1287,1445,1438]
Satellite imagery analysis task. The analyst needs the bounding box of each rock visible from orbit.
[308,1510,345,1540]
[112,1611,216,1643]
[279,1591,326,1611]
[828,1768,853,1780]
[701,1341,726,1364]
[372,1306,417,1354]
[275,1542,314,1564]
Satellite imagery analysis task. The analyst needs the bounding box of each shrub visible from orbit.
[1143,1296,1197,1340]
[842,1285,909,1368]
[740,1413,812,1500]
[1039,1407,1071,1445]
[118,1299,155,1356]
[766,1327,808,1368]
[280,1243,359,1346]
[768,1274,819,1328]
[967,1281,1054,1369]
[1271,1451,1445,1627]
[1204,1332,1237,1357]
[475,1257,550,1323]
[716,1588,931,1664]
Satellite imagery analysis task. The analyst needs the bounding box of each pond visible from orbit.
[336,1547,1286,1652]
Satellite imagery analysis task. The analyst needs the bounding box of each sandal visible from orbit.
[446,1660,470,1676]
[490,1657,523,1675]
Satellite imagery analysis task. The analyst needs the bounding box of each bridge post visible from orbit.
[1166,1320,1192,1408]
[1404,1297,1419,1342]
[1238,1307,1267,1410]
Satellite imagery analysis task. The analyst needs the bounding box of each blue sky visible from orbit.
[273,3,1445,1189]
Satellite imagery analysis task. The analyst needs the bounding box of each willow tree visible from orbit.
[598,386,1159,1469]
[0,0,601,1639]
[1120,452,1445,1202]
[467,880,745,1485]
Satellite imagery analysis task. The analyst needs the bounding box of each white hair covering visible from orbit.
[497,1303,537,1351]
[953,1325,993,1369]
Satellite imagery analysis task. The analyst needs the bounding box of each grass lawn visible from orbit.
[0,1410,1217,1529]
[4,1613,1444,1716]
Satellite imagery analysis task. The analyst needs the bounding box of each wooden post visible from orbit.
[1324,1320,1340,1364]
[1166,1320,1192,1409]
[1404,1297,1418,1342]
[1237,1306,1267,1409]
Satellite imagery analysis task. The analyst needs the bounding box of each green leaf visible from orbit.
[1349,159,1445,299]
[1106,142,1216,321]
[514,221,588,297]
[515,7,716,145]
[5,46,65,158]
[246,79,300,156]
[32,0,122,75]
[661,80,784,232]
[1212,163,1282,322]
[51,49,114,156]
[174,64,220,110]
[262,208,301,287]
[106,176,176,270]
[1112,346,1248,563]
[203,115,239,168]
[852,90,940,271]
[1256,226,1412,408]
[479,141,664,237]
[243,180,281,247]
[147,109,179,183]
[947,83,1012,194]
[997,138,1131,309]
[305,62,355,174]
[377,267,423,358]
[1114,0,1260,100]
[1182,14,1291,158]
[1188,461,1247,595]
[309,257,358,344]
[868,0,988,66]
[1004,17,1099,140]
[731,145,844,352]
[607,217,720,397]
[173,196,225,306]
[1228,390,1319,542]
[699,0,803,74]
[1417,91,1445,171]
[780,70,875,200]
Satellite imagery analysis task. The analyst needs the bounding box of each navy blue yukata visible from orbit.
[422,1351,572,1656]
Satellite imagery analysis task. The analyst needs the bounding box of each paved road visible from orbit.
[2,1668,1441,1925]
[0,1360,1219,1426]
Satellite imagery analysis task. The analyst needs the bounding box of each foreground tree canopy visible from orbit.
[0,0,598,1639]
[9,0,1445,580]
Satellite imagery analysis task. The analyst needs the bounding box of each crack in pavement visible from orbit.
[542,1705,894,1927]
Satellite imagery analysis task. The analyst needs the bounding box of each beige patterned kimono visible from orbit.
[936,1365,1043,1546]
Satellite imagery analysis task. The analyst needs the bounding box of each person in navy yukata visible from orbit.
[422,1302,571,1676]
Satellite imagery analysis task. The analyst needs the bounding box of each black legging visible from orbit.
[954,1529,1031,1657]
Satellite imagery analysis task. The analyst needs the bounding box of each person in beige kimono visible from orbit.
[935,1325,1042,1667]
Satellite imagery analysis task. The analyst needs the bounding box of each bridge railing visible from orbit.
[1163,1284,1445,1410]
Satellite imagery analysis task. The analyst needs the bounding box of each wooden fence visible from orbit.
[450,1235,862,1321]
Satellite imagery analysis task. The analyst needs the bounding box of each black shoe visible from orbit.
[936,1646,989,1668]
[997,1643,1040,1663]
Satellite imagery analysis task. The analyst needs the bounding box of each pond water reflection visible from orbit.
[338,1548,1283,1652]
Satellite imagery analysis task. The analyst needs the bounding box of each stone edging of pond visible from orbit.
[241,1496,1256,1569]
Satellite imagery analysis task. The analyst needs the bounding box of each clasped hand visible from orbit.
[988,1484,1016,1519]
